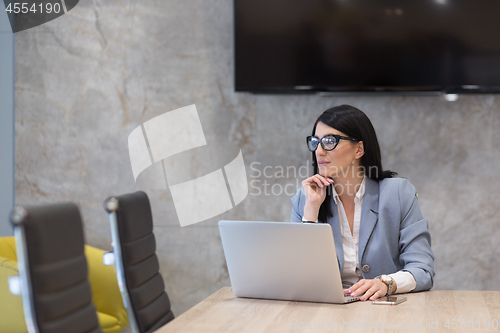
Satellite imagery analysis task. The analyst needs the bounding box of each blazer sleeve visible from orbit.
[290,188,304,223]
[398,179,435,292]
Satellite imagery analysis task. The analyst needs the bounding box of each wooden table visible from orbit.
[158,287,500,333]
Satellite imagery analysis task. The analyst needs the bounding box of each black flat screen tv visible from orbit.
[234,0,500,94]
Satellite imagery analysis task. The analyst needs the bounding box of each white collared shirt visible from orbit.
[330,176,417,293]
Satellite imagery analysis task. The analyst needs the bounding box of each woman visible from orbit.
[291,105,435,301]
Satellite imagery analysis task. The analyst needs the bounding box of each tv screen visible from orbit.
[234,0,500,94]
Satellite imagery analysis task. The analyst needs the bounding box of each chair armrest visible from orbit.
[85,245,129,332]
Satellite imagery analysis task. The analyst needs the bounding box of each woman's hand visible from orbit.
[344,279,389,301]
[301,174,334,221]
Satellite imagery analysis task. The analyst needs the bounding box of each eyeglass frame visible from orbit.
[306,134,359,152]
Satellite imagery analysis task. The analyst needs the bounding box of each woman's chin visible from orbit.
[318,168,335,179]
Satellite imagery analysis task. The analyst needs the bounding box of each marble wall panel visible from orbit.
[15,0,500,318]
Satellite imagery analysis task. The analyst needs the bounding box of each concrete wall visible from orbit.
[0,8,14,236]
[15,0,500,316]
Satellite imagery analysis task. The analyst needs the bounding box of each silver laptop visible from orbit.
[218,220,360,304]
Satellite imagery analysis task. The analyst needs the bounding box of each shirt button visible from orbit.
[362,265,370,273]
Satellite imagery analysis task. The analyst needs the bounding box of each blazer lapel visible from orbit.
[327,196,344,271]
[358,178,379,266]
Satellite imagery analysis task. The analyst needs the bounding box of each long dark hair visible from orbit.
[311,105,396,222]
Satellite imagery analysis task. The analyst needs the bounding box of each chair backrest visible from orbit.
[104,191,174,333]
[9,203,102,333]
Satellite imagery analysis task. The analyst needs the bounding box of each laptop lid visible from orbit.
[219,220,353,304]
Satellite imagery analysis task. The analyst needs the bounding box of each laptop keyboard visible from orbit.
[344,295,360,302]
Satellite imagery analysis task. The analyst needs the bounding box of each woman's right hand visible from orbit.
[301,174,334,221]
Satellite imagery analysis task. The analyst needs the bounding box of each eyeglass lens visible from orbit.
[321,136,337,150]
[307,135,338,151]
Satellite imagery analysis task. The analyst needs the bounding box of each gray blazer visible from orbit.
[291,177,435,292]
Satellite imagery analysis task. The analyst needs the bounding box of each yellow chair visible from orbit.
[0,236,25,333]
[0,236,129,333]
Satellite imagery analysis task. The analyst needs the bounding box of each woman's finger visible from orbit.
[350,281,371,297]
[369,289,386,301]
[302,177,319,188]
[302,177,325,191]
[361,284,381,301]
[302,174,333,188]
[310,174,333,188]
[314,174,333,186]
[346,279,366,293]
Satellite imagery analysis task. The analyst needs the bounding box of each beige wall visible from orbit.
[15,0,500,316]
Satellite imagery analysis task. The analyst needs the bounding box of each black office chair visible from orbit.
[9,203,102,333]
[103,191,174,333]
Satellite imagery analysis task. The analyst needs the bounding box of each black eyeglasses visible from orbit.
[306,134,358,152]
